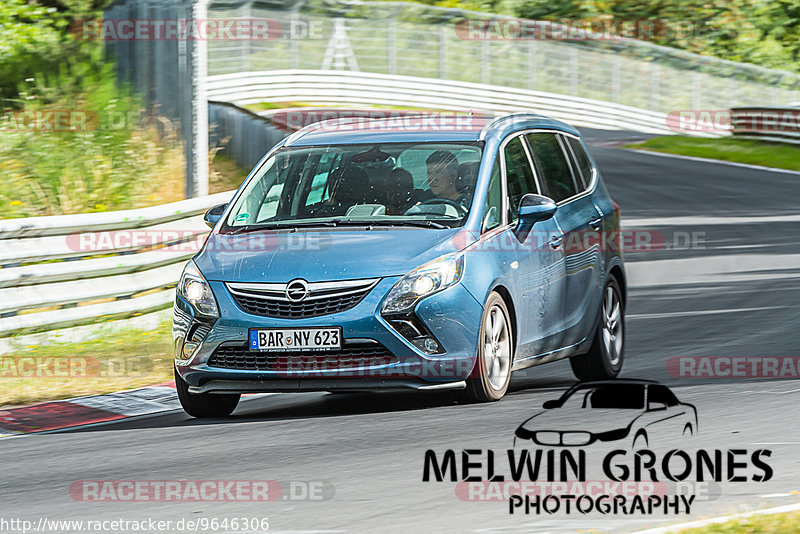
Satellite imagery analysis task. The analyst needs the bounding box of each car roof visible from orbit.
[282,112,581,147]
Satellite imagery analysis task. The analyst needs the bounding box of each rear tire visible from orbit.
[464,292,513,402]
[570,276,624,381]
[175,367,240,418]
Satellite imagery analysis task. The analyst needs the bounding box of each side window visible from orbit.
[565,136,594,189]
[503,136,537,222]
[482,159,502,232]
[648,385,679,407]
[527,133,579,203]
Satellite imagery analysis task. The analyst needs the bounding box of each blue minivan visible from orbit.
[173,113,626,417]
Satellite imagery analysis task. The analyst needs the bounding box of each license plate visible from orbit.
[249,327,341,352]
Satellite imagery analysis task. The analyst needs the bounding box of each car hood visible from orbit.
[518,408,642,434]
[196,227,475,282]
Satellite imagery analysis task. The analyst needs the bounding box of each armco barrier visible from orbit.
[0,191,233,339]
[731,107,800,144]
[206,69,704,136]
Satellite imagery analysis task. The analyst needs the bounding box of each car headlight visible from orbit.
[381,254,464,315]
[177,260,219,317]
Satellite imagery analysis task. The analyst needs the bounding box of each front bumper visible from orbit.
[173,277,484,393]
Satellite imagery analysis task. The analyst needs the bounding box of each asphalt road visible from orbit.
[2,131,800,533]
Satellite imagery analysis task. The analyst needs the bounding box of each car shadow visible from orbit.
[57,373,579,434]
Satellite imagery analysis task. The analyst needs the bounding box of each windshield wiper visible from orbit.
[226,218,451,233]
[322,219,451,229]
[370,219,450,229]
[226,221,339,234]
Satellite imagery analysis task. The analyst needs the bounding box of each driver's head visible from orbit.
[426,151,459,200]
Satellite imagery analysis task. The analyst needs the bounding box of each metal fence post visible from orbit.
[191,0,209,198]
[290,11,299,69]
[650,61,660,112]
[692,69,700,110]
[387,19,396,75]
[439,25,447,79]
[481,41,489,84]
[569,46,578,96]
[241,2,252,72]
[527,40,536,91]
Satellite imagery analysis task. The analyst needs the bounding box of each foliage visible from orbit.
[0,0,109,106]
[383,0,800,72]
[0,61,187,217]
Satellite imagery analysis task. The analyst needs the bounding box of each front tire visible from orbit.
[570,276,624,381]
[175,367,240,418]
[464,292,514,402]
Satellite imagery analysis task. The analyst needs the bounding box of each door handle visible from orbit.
[589,217,602,230]
[550,234,564,249]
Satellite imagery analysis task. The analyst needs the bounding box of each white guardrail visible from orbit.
[0,191,233,342]
[731,107,800,144]
[206,69,722,137]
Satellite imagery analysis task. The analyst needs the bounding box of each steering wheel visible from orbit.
[413,198,468,217]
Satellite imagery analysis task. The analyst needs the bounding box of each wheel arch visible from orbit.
[490,283,518,355]
[608,264,627,306]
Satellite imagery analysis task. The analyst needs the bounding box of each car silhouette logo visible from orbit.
[285,279,310,302]
[514,379,698,449]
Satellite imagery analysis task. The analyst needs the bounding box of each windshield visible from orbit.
[221,142,483,232]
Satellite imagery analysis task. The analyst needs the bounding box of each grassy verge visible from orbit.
[210,152,248,193]
[625,136,800,172]
[678,510,800,533]
[0,322,174,407]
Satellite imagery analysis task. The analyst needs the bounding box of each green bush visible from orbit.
[0,62,185,218]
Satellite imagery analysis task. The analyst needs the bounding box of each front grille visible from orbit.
[227,279,378,319]
[207,341,397,372]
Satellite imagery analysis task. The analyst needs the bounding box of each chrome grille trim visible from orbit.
[227,278,379,302]
[226,278,380,319]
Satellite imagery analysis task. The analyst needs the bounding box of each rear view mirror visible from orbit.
[518,194,557,225]
[543,399,560,409]
[203,203,228,229]
[647,401,667,412]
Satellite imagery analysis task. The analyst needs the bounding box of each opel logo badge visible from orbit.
[285,279,310,302]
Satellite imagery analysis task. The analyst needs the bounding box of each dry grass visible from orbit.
[0,321,174,407]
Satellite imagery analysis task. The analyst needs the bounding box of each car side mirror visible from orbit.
[203,203,228,229]
[518,194,557,225]
[543,399,560,409]
[647,401,667,412]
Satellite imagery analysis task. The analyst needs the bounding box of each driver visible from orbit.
[425,150,462,202]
